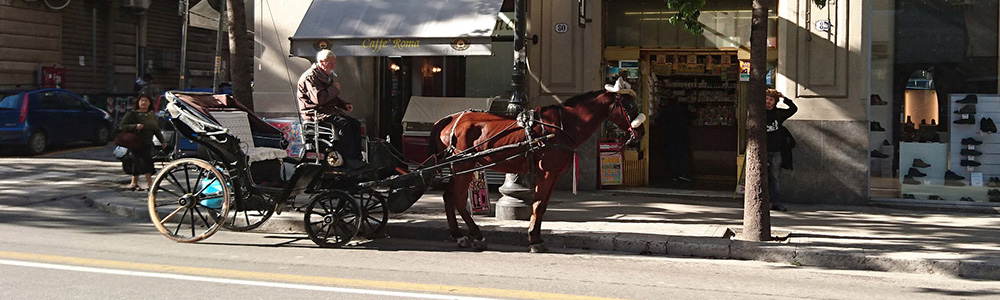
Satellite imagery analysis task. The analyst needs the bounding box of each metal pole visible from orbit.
[92,8,97,91]
[179,0,189,89]
[212,0,227,94]
[496,0,533,221]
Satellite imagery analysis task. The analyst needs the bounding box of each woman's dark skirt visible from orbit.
[130,143,155,175]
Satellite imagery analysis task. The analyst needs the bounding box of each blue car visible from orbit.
[0,88,113,155]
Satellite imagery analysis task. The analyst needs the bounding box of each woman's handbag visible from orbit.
[114,131,142,149]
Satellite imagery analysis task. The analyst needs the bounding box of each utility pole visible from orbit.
[496,0,533,220]
[212,0,227,94]
[178,0,189,90]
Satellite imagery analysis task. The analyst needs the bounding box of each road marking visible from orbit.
[0,251,621,300]
[0,259,496,300]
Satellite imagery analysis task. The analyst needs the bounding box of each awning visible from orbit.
[402,96,495,125]
[289,0,502,58]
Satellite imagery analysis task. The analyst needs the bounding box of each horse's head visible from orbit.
[604,78,646,147]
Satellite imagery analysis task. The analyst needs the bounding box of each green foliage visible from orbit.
[664,0,706,35]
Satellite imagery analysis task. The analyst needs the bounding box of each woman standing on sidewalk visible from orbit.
[118,94,165,191]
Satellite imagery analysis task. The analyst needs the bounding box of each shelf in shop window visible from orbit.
[679,100,737,104]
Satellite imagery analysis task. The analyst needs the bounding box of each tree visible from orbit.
[226,0,254,111]
[663,0,777,241]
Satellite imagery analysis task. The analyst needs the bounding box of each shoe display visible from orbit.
[954,105,977,114]
[983,117,999,133]
[912,159,931,168]
[871,121,886,131]
[944,170,965,180]
[956,94,978,104]
[954,117,976,124]
[870,94,888,105]
[961,137,983,145]
[945,180,965,186]
[871,150,890,158]
[960,149,983,156]
[960,160,981,167]
[882,139,891,146]
[906,168,927,177]
[903,176,920,185]
[959,197,974,202]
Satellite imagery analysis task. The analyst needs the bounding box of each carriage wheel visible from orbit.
[304,191,362,248]
[221,192,276,232]
[147,158,231,243]
[354,190,389,239]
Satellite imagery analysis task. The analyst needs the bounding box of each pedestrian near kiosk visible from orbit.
[765,89,797,211]
[118,94,166,191]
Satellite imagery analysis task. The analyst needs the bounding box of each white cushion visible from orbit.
[211,111,288,163]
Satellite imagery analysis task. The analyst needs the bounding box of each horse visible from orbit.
[426,78,646,252]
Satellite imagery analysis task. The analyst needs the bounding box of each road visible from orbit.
[1,145,999,299]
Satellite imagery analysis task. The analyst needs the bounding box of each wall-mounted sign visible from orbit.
[555,22,569,33]
[578,0,587,27]
[739,61,750,82]
[313,39,332,51]
[815,20,833,32]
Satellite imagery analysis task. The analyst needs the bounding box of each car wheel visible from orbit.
[26,131,47,155]
[93,126,110,146]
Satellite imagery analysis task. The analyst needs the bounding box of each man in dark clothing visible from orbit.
[765,89,798,211]
[296,49,364,166]
[658,97,695,182]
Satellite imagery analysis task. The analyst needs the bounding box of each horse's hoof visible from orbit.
[528,242,549,253]
[472,238,488,251]
[456,236,472,248]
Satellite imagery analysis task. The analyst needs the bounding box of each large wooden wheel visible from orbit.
[147,158,231,243]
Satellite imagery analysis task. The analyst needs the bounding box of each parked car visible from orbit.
[0,88,113,155]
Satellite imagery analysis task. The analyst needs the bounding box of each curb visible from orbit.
[81,192,1000,280]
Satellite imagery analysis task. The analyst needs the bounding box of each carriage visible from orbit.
[149,77,644,251]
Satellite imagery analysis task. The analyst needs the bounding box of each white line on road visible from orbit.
[0,258,500,300]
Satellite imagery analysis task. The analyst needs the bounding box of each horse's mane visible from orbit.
[557,90,606,107]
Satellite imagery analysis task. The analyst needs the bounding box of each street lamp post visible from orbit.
[496,0,532,221]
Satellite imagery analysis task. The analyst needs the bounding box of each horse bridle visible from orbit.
[613,93,642,146]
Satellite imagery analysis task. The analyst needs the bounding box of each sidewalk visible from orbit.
[82,187,1000,280]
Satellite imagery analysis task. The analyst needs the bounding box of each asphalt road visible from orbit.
[2,145,1000,299]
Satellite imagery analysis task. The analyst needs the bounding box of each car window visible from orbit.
[39,92,62,110]
[57,92,86,110]
[0,94,20,110]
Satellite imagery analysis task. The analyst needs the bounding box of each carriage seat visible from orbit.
[211,110,288,163]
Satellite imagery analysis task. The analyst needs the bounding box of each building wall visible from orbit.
[0,0,60,88]
[777,0,869,203]
[528,0,605,190]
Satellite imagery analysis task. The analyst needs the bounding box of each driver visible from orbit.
[296,49,364,167]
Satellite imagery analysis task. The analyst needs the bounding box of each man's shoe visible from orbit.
[945,179,965,186]
[871,94,888,105]
[882,139,891,146]
[961,137,983,145]
[907,168,927,177]
[955,105,977,114]
[903,176,920,184]
[956,94,978,104]
[870,121,885,131]
[944,170,965,180]
[960,197,974,202]
[912,159,931,168]
[954,117,976,124]
[902,193,916,199]
[871,150,890,158]
[989,189,1000,196]
[960,159,981,167]
[960,149,983,156]
[928,195,943,200]
[989,118,998,133]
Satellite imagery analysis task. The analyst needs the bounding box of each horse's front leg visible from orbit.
[527,172,559,253]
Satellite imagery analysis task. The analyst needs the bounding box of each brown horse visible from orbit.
[427,79,646,252]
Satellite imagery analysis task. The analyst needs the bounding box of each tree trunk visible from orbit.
[742,0,772,242]
[226,0,254,111]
